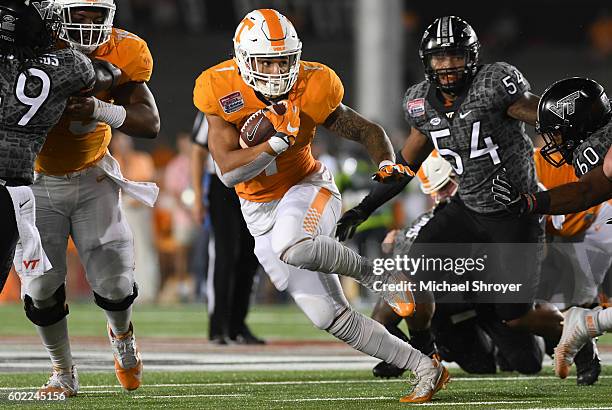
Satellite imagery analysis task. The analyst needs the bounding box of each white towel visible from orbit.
[6,186,52,277]
[96,152,159,207]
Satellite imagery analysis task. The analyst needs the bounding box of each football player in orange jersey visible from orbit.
[22,0,160,397]
[193,9,448,403]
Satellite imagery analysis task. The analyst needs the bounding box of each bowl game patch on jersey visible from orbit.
[193,59,344,202]
[407,98,425,118]
[219,91,245,114]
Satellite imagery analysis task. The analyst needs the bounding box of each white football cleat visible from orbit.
[108,323,143,390]
[555,307,603,379]
[400,357,450,403]
[38,365,79,397]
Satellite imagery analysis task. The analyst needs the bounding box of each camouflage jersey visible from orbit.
[403,62,538,213]
[393,208,437,256]
[0,48,94,184]
[571,117,612,177]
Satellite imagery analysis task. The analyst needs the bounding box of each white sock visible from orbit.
[596,308,612,332]
[327,309,424,371]
[105,306,132,336]
[35,318,73,371]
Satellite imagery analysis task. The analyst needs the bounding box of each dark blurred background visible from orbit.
[114,0,612,144]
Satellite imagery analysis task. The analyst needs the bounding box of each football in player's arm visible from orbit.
[205,94,411,188]
[493,77,612,215]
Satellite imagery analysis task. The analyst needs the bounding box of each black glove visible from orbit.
[335,207,370,241]
[492,172,533,216]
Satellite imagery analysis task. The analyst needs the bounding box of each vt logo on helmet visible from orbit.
[537,77,612,167]
[0,0,63,55]
[55,0,116,54]
[419,16,480,96]
[233,9,302,99]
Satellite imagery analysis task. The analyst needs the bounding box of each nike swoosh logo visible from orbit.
[19,199,30,208]
[459,110,472,119]
[286,122,299,133]
[246,117,264,142]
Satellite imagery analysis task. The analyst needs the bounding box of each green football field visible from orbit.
[0,369,611,409]
[0,303,611,409]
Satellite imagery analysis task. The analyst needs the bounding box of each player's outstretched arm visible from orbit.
[206,114,277,187]
[323,103,395,165]
[542,166,612,214]
[506,91,540,126]
[336,128,433,241]
[492,155,612,216]
[111,82,160,139]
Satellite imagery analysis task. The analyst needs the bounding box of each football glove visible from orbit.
[372,161,415,183]
[335,207,370,242]
[492,172,536,216]
[264,101,300,155]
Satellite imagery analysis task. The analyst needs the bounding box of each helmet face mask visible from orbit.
[56,0,115,54]
[234,9,302,98]
[420,16,480,96]
[537,77,612,168]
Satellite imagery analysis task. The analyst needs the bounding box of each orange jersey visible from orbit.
[35,28,153,175]
[193,59,343,202]
[534,149,601,237]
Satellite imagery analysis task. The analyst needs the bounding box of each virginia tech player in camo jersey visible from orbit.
[25,0,160,398]
[0,0,100,294]
[491,77,612,382]
[336,15,601,386]
[194,8,450,403]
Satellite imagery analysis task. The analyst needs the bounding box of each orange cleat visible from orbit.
[108,323,143,391]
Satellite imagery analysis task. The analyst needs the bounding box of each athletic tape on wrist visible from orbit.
[268,134,290,155]
[92,97,127,128]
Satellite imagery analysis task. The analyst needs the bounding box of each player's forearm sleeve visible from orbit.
[358,150,414,215]
[217,152,276,188]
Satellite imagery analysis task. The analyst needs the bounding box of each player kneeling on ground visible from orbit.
[372,153,544,378]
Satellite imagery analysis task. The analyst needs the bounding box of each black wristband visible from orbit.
[531,190,551,214]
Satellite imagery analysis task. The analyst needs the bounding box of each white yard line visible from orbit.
[1,375,611,391]
[133,394,246,399]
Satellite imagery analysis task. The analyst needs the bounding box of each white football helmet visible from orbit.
[417,151,454,194]
[233,9,302,98]
[56,0,116,54]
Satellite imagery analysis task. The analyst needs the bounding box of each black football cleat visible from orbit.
[574,339,601,386]
[372,360,407,379]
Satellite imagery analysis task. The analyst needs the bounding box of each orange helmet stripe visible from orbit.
[258,9,286,48]
[417,167,431,188]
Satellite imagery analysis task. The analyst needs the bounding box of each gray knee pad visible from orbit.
[24,284,69,327]
[292,293,339,330]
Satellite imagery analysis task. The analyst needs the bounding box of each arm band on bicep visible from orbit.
[217,151,276,188]
[358,149,415,215]
[92,97,127,128]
